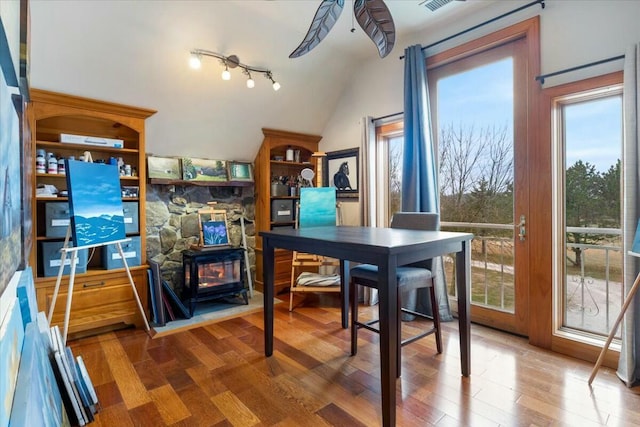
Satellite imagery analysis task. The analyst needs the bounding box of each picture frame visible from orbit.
[121,186,139,199]
[228,161,253,182]
[324,148,359,198]
[181,157,228,182]
[197,206,229,247]
[147,156,181,180]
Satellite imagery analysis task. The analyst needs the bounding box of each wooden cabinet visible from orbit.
[254,128,321,294]
[28,89,156,339]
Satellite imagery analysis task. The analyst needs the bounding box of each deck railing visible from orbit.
[440,222,623,336]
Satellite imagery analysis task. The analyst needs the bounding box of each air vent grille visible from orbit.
[422,0,455,12]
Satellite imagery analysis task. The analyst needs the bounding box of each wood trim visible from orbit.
[536,71,623,366]
[426,16,540,70]
[29,88,156,119]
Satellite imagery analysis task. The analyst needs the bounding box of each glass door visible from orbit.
[428,34,534,335]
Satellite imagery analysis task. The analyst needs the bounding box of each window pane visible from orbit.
[435,58,516,311]
[388,135,403,221]
[562,94,623,337]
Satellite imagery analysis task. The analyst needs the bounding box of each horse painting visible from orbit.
[333,161,353,190]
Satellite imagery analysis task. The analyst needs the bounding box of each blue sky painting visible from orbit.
[299,187,337,228]
[65,160,125,247]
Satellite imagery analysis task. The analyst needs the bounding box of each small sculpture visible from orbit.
[290,0,396,59]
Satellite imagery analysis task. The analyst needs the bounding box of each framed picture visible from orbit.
[197,206,229,247]
[228,161,253,182]
[121,186,139,199]
[181,157,228,182]
[324,148,359,198]
[147,156,181,180]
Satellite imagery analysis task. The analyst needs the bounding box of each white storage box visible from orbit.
[102,237,141,270]
[60,133,124,148]
[41,241,88,277]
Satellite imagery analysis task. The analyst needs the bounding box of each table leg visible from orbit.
[340,259,350,329]
[263,241,275,356]
[456,240,471,376]
[378,258,398,427]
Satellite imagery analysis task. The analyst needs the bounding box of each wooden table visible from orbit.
[261,226,473,427]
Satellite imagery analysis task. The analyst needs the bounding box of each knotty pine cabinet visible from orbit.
[28,89,156,339]
[254,128,321,294]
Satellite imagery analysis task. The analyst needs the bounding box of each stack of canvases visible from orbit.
[0,267,99,426]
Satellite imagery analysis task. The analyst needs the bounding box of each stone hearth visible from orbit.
[145,184,255,293]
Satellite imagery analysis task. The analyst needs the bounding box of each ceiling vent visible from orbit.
[420,0,458,12]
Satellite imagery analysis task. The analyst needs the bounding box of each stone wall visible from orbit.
[145,184,255,292]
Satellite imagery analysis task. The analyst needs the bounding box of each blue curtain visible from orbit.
[402,45,452,321]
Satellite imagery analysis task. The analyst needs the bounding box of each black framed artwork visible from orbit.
[324,148,359,198]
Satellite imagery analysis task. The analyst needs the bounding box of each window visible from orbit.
[374,120,403,227]
[552,83,623,340]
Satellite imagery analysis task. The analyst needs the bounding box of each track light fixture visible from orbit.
[189,49,280,91]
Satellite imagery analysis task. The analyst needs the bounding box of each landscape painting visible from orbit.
[181,157,228,182]
[0,65,22,296]
[147,156,181,180]
[65,160,126,247]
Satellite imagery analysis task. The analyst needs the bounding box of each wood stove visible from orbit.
[182,247,248,316]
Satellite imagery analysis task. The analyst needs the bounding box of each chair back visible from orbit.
[297,187,337,228]
[390,212,439,269]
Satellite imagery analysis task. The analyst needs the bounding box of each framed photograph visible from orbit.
[197,207,229,247]
[147,156,181,180]
[121,186,139,199]
[181,157,228,182]
[228,161,253,182]
[324,148,359,198]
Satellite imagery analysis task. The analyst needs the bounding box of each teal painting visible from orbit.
[65,160,126,247]
[299,187,336,228]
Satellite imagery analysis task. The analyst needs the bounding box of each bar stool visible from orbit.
[349,212,443,377]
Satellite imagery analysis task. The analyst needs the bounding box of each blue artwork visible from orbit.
[0,63,21,296]
[299,187,337,228]
[65,160,126,247]
[631,219,640,257]
[0,297,24,427]
[202,221,229,246]
[9,322,70,427]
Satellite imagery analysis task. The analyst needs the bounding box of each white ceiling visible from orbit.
[29,0,496,161]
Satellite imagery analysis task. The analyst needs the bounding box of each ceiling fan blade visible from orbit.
[289,0,345,58]
[354,0,396,58]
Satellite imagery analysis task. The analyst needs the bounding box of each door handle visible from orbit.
[517,214,526,241]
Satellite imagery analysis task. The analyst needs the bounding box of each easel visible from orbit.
[47,225,150,344]
[588,251,640,385]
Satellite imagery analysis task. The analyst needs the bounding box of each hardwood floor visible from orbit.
[70,294,640,426]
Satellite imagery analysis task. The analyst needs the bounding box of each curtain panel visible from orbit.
[402,45,452,321]
[618,41,640,387]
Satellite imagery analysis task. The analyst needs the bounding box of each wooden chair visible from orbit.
[289,187,341,312]
[349,212,443,376]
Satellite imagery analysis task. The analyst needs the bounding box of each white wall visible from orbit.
[320,0,640,226]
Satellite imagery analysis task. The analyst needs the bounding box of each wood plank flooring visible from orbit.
[70,294,640,426]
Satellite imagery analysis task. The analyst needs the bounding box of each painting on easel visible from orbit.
[65,160,126,247]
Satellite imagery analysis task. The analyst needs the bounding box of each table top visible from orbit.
[261,226,473,265]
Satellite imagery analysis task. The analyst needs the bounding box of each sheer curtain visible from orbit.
[618,41,640,387]
[359,116,378,305]
[402,45,452,321]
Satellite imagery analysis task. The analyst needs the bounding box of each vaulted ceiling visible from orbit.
[29,0,497,160]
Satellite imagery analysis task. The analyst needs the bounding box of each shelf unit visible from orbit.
[28,89,156,339]
[254,128,321,294]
